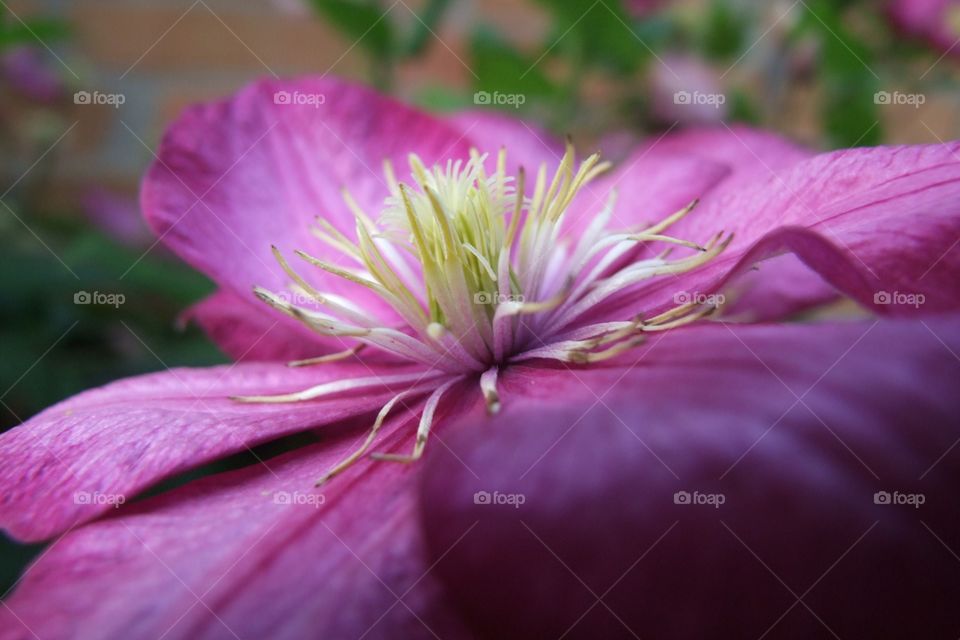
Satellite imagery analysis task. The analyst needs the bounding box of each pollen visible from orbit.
[235,142,732,483]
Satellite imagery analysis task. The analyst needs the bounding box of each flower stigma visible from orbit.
[233,142,732,484]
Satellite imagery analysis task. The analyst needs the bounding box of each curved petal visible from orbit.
[420,317,960,639]
[599,142,960,323]
[566,150,732,237]
[569,125,811,234]
[561,126,824,318]
[627,124,812,195]
[0,360,434,541]
[141,75,473,346]
[0,384,480,640]
[719,252,843,321]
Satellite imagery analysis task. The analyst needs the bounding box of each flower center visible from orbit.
[235,143,730,483]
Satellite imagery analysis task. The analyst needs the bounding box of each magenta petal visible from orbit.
[1,391,480,640]
[141,76,472,341]
[445,109,563,176]
[617,142,960,318]
[0,361,430,541]
[420,318,960,639]
[563,125,809,267]
[631,124,811,197]
[567,151,731,235]
[718,252,842,321]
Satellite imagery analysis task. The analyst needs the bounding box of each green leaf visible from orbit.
[0,16,70,49]
[800,0,882,147]
[401,0,452,57]
[308,0,394,58]
[700,0,745,61]
[534,0,648,73]
[727,88,760,124]
[470,28,558,104]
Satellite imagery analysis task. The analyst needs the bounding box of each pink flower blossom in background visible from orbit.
[888,0,960,56]
[626,0,666,18]
[0,46,63,103]
[1,76,959,639]
[80,187,154,248]
[649,54,728,125]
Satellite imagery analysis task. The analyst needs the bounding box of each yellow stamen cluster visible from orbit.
[236,143,731,483]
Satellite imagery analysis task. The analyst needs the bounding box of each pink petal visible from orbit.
[445,109,563,176]
[141,76,473,344]
[567,150,731,237]
[630,124,812,196]
[1,386,480,640]
[0,360,433,541]
[612,142,960,320]
[565,125,808,245]
[420,317,960,638]
[719,252,842,321]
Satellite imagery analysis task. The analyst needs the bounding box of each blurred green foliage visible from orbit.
[301,0,948,147]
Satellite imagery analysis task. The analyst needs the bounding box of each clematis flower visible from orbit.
[888,0,960,57]
[2,76,960,639]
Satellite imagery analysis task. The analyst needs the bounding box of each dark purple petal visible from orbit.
[420,317,960,639]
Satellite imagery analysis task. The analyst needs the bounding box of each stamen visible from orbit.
[315,384,432,486]
[371,377,461,463]
[231,371,447,404]
[243,144,732,480]
[480,367,500,414]
[288,344,365,367]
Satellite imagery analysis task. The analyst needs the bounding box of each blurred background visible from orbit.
[2,0,959,592]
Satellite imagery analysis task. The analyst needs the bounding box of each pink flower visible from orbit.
[625,0,665,18]
[0,46,64,103]
[649,54,728,125]
[80,187,154,248]
[888,0,960,57]
[2,76,960,639]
